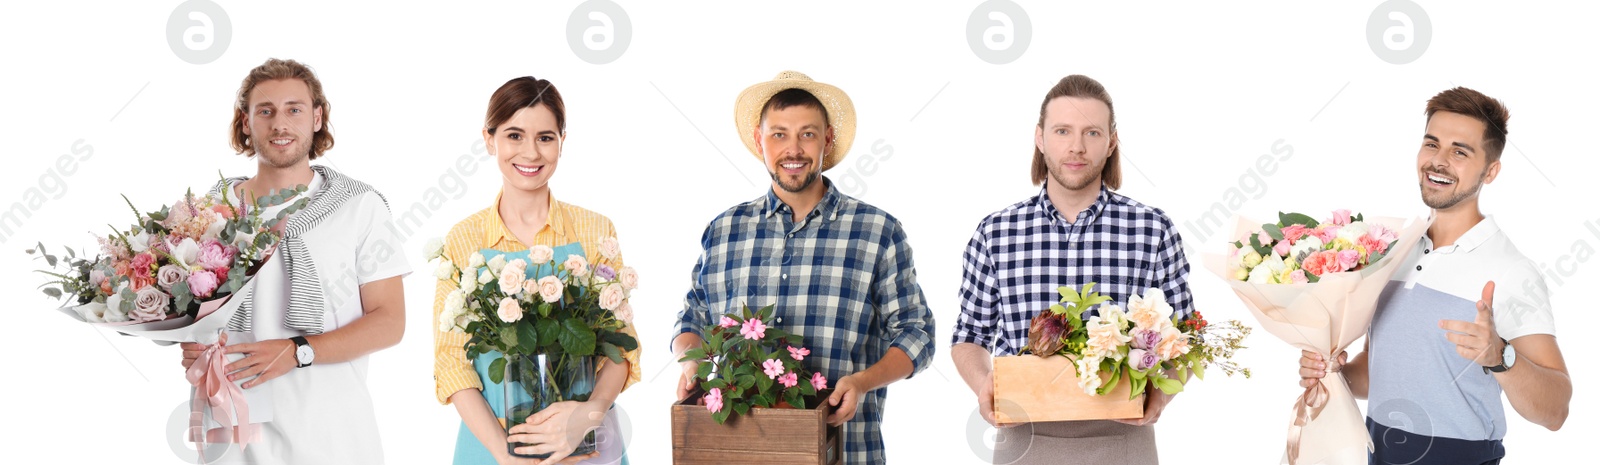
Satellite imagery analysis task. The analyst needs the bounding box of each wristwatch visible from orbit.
[1483,338,1515,374]
[291,336,315,368]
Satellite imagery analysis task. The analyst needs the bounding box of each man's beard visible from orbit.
[770,159,821,193]
[1420,167,1486,210]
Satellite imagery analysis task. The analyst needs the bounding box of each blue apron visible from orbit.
[452,243,629,464]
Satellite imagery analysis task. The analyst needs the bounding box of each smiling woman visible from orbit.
[433,76,641,465]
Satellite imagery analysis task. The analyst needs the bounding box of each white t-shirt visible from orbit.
[224,171,412,464]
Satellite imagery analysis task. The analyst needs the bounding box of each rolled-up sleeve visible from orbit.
[1153,215,1196,318]
[673,224,715,348]
[433,231,482,405]
[873,221,936,377]
[953,224,999,350]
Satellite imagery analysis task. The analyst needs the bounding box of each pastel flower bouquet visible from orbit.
[992,283,1250,424]
[426,238,639,459]
[1204,210,1428,465]
[670,304,841,465]
[30,183,309,453]
[676,304,829,424]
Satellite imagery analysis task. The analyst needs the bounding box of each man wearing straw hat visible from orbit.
[951,75,1193,463]
[672,71,937,464]
[1300,87,1571,463]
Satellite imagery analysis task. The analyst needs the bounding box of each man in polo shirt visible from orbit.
[672,71,936,464]
[951,75,1194,463]
[1300,87,1571,464]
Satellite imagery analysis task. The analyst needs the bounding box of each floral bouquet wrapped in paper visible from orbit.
[992,283,1250,423]
[30,183,308,451]
[670,304,839,465]
[1205,210,1427,465]
[427,239,639,460]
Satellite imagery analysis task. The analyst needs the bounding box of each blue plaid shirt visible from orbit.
[676,177,936,464]
[954,186,1195,356]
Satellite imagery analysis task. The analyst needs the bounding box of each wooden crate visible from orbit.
[671,389,841,465]
[992,355,1145,423]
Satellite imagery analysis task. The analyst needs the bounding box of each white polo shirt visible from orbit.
[1367,216,1555,444]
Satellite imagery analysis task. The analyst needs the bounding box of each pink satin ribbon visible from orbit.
[1286,365,1335,464]
[185,341,260,459]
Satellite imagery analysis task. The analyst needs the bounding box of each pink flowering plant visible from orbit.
[31,181,305,322]
[1224,210,1401,284]
[678,304,829,424]
[1025,283,1251,398]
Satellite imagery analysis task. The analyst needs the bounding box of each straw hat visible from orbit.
[733,71,856,171]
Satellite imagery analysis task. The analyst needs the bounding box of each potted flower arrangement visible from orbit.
[992,283,1251,423]
[671,304,840,465]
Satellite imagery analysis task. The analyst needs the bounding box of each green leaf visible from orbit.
[1278,212,1319,228]
[1058,286,1081,304]
[1264,224,1285,241]
[600,342,624,364]
[516,320,539,350]
[1130,378,1147,399]
[681,347,707,361]
[538,302,551,318]
[1154,376,1184,395]
[601,331,639,351]
[488,357,506,384]
[756,373,773,392]
[712,409,730,424]
[499,325,519,349]
[536,319,561,347]
[736,374,756,390]
[42,288,62,298]
[1193,361,1207,381]
[1049,304,1068,315]
[696,361,713,379]
[1095,364,1122,397]
[557,318,597,355]
[734,402,750,416]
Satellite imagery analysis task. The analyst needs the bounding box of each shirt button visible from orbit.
[782,273,788,279]
[1416,265,1423,271]
[776,317,784,323]
[1424,249,1430,254]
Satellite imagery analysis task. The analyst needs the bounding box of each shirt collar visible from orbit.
[1430,215,1499,254]
[484,190,571,248]
[1035,184,1112,227]
[763,177,842,224]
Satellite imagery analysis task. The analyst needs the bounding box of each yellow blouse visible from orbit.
[433,191,642,404]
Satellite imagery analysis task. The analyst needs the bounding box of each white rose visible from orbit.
[434,259,457,280]
[498,260,527,295]
[1247,262,1278,284]
[478,269,494,285]
[598,284,625,311]
[614,301,634,324]
[562,255,589,278]
[617,266,639,291]
[468,252,486,269]
[497,297,523,323]
[1289,236,1324,262]
[170,238,200,270]
[487,255,507,274]
[459,271,477,293]
[1336,222,1370,245]
[444,289,466,314]
[537,276,564,303]
[424,238,445,261]
[528,246,554,265]
[156,265,189,290]
[598,237,620,261]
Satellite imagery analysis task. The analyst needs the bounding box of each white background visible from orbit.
[3,1,1596,463]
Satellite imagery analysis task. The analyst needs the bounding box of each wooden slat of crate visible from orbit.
[992,355,1144,424]
[671,389,839,465]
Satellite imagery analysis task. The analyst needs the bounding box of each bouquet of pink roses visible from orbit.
[1206,210,1428,465]
[30,182,308,454]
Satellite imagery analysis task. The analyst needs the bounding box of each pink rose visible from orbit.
[130,272,155,291]
[528,245,554,265]
[811,372,828,391]
[536,276,563,303]
[598,284,625,311]
[1336,250,1361,271]
[787,346,809,361]
[614,301,634,324]
[1128,348,1158,371]
[1329,209,1352,226]
[1358,235,1390,257]
[156,265,189,290]
[498,259,527,294]
[1315,225,1339,243]
[778,372,799,388]
[497,297,523,323]
[1289,269,1309,284]
[195,241,236,270]
[705,387,724,413]
[598,237,621,261]
[1280,224,1311,243]
[740,318,766,340]
[1272,240,1292,258]
[1255,231,1273,246]
[718,316,738,328]
[130,286,171,322]
[1129,328,1161,350]
[762,359,785,379]
[1369,224,1399,244]
[186,268,219,299]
